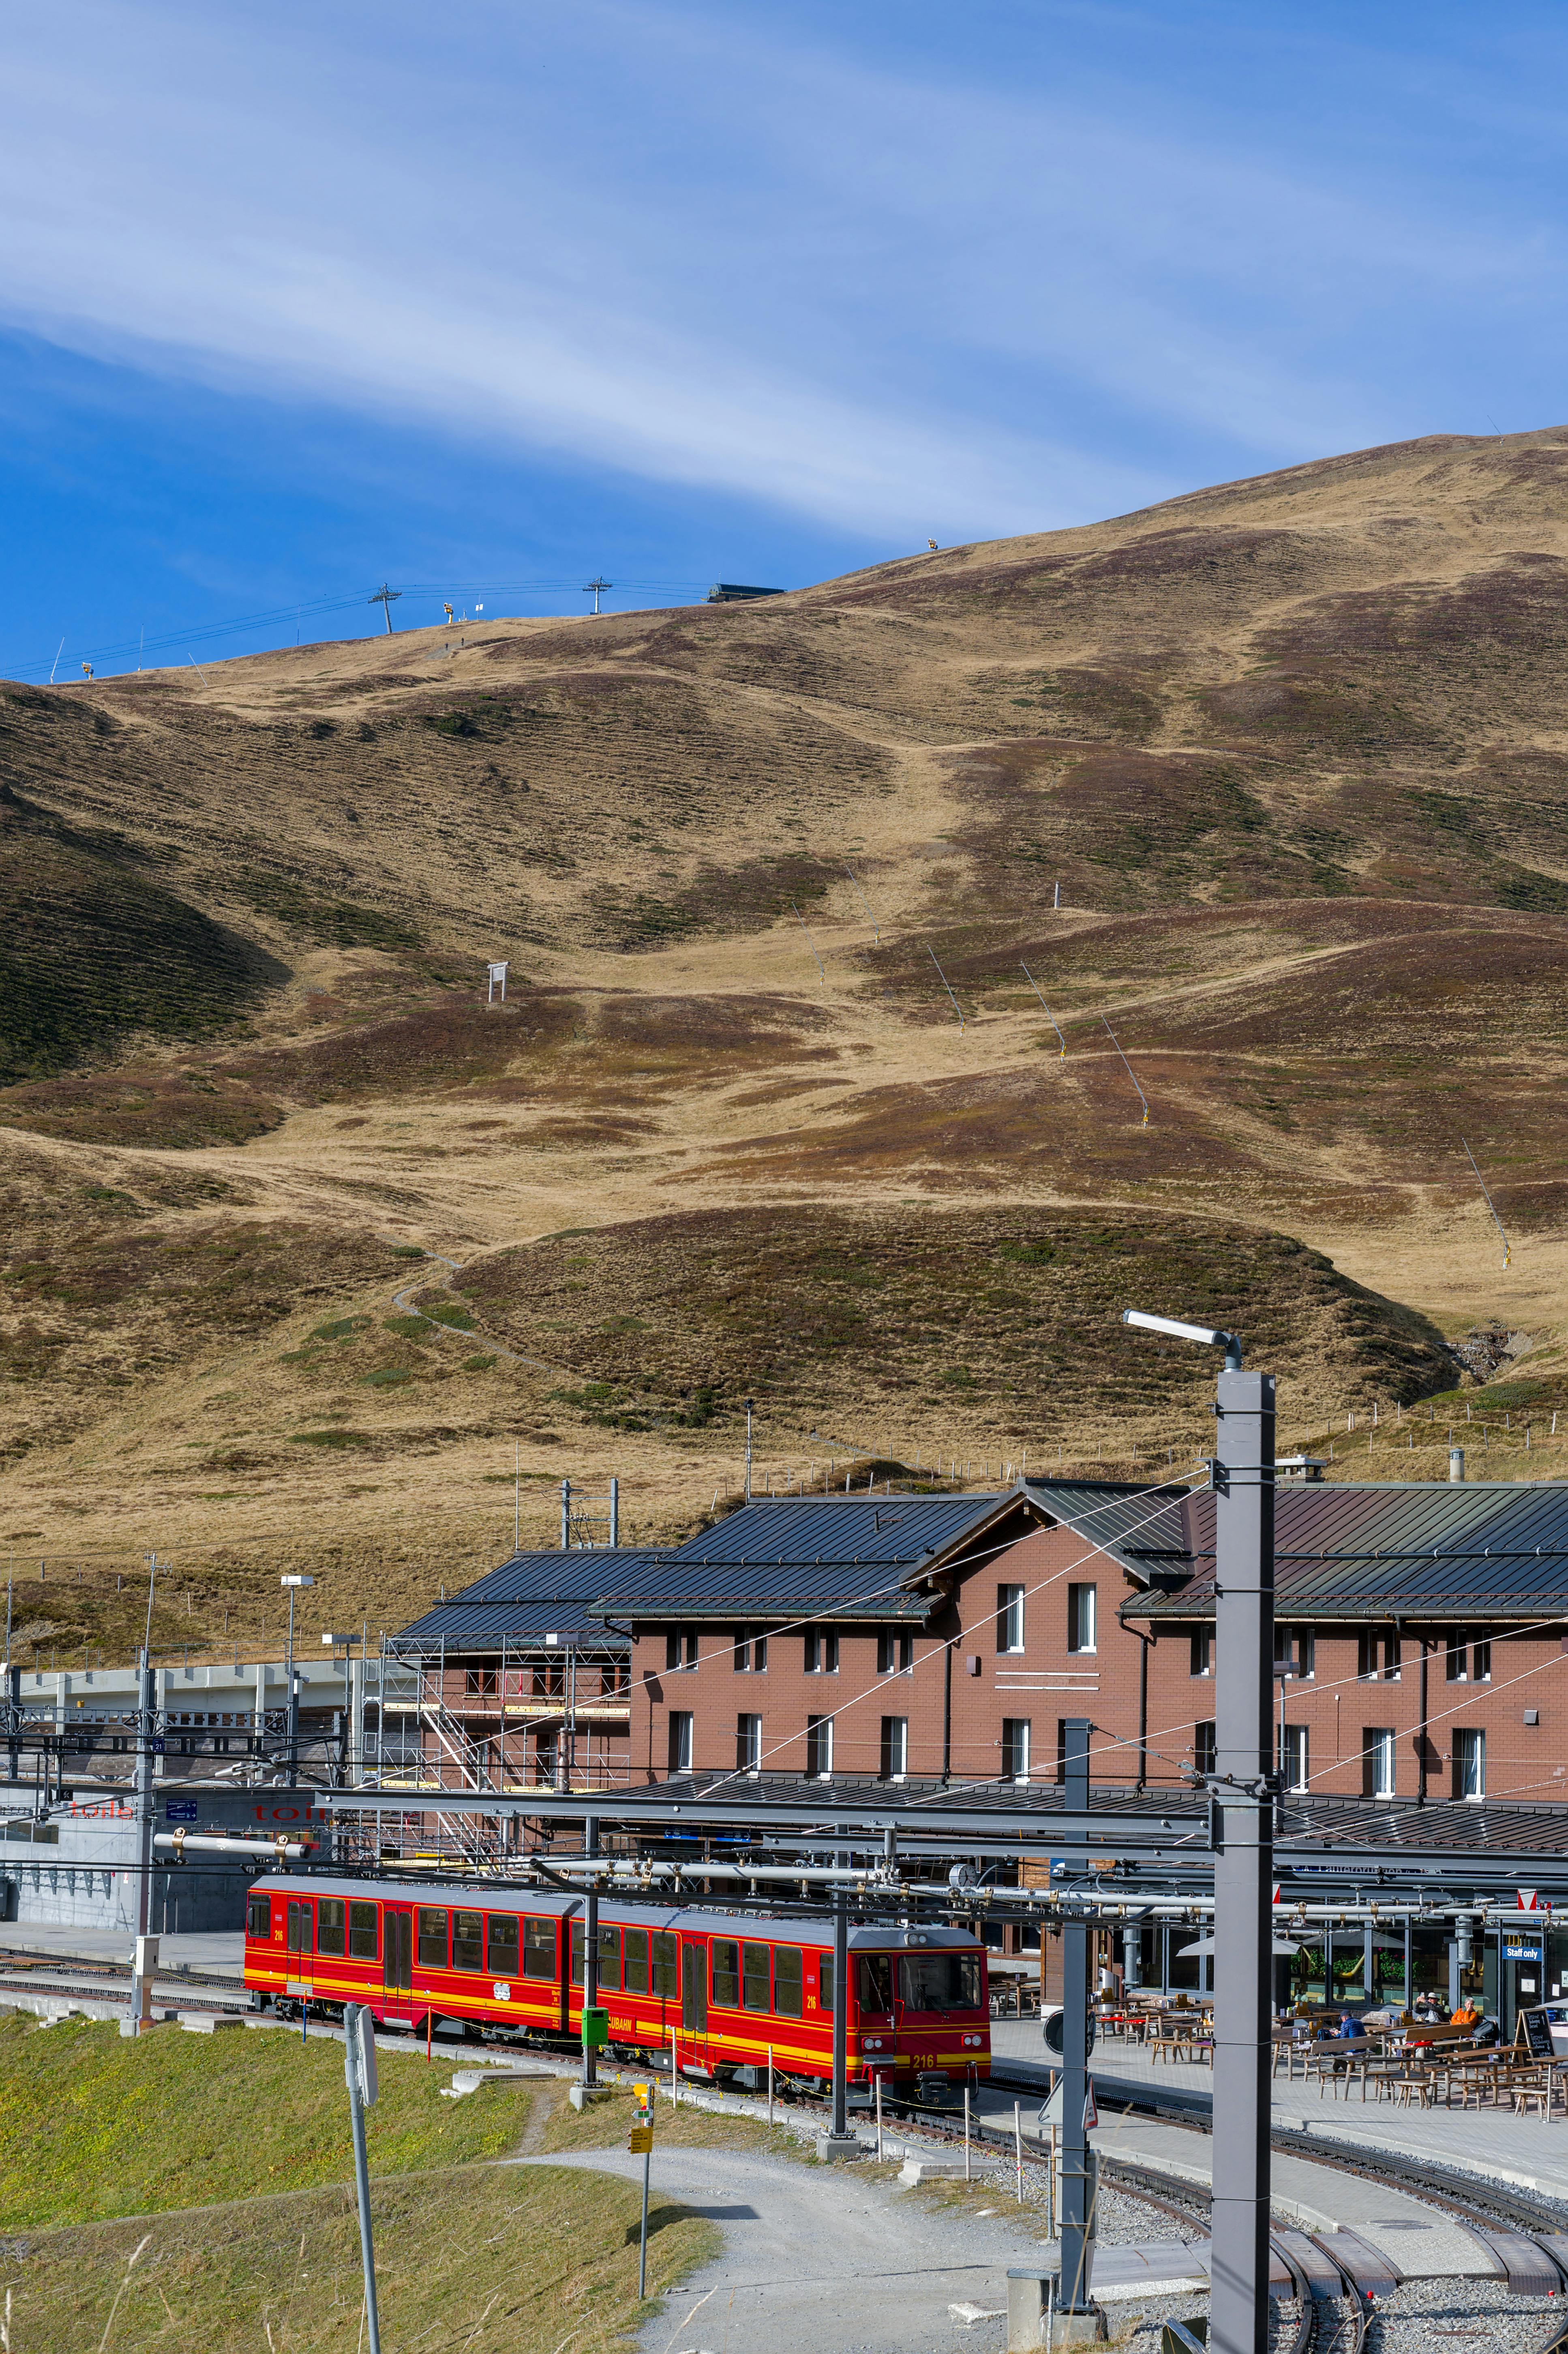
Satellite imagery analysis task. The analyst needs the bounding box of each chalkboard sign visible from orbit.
[1521,2006,1554,2058]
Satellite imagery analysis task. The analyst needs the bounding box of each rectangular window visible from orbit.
[1454,1727,1486,1801]
[665,1631,698,1671]
[486,1913,520,1977]
[1001,1717,1031,1782]
[1472,1638,1491,1683]
[246,1892,272,1940]
[315,1898,346,1957]
[1279,1723,1309,1793]
[1189,1630,1212,1677]
[805,1713,834,1779]
[711,1936,740,2007]
[453,1910,484,1972]
[523,1917,555,1979]
[598,1923,621,1992]
[732,1628,768,1672]
[464,1667,497,1702]
[742,1941,771,2012]
[1275,1625,1315,1679]
[417,1906,449,1969]
[286,1899,313,1954]
[1363,1728,1396,1801]
[899,1952,984,2014]
[737,1713,762,1773]
[996,1584,1025,1654]
[1358,1632,1401,1681]
[804,1631,839,1674]
[1195,1720,1217,1779]
[1067,1584,1097,1655]
[669,1712,694,1774]
[880,1715,909,1781]
[624,1926,649,1995]
[349,1901,379,1961]
[858,1953,897,2014]
[773,1945,803,2017]
[819,1953,833,2013]
[571,1921,584,1987]
[651,1930,679,2000]
[877,1630,914,1675]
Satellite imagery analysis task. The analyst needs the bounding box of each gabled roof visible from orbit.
[393,1548,662,1652]
[589,1490,1043,1623]
[1125,1481,1568,1622]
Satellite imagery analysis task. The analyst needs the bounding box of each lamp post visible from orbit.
[281,1577,314,1782]
[1122,1310,1275,2354]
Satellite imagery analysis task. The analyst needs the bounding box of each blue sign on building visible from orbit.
[164,1800,198,1822]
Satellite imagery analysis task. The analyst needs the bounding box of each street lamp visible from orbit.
[1122,1309,1275,2354]
[281,1577,315,1784]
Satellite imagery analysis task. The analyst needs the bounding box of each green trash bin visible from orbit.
[581,2006,610,2051]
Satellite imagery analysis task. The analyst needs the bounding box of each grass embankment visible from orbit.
[0,2021,748,2351]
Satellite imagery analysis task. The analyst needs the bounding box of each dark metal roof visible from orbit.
[589,1490,1033,1620]
[1127,1481,1568,1621]
[392,1600,629,1650]
[452,1549,663,1606]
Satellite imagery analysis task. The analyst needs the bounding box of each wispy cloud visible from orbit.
[0,0,1560,541]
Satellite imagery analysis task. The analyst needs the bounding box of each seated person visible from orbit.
[1337,2009,1367,2040]
[1449,2001,1482,2031]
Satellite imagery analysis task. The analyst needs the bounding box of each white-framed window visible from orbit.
[879,1716,908,1781]
[1279,1723,1309,1792]
[1446,1632,1490,1683]
[1454,1727,1486,1801]
[996,1585,1026,1654]
[1365,1726,1396,1801]
[1001,1718,1031,1783]
[1275,1625,1315,1679]
[737,1714,762,1774]
[1067,1584,1097,1656]
[1358,1632,1401,1681]
[877,1630,914,1675]
[805,1631,839,1674]
[668,1712,693,1775]
[732,1628,768,1673]
[1189,1629,1212,1677]
[666,1631,698,1672]
[1194,1720,1216,1778]
[806,1713,834,1779]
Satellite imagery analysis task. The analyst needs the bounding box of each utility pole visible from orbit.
[1123,1311,1274,2354]
[582,577,612,615]
[368,584,402,634]
[343,2005,383,2354]
[816,1878,858,2159]
[1058,1718,1095,2329]
[744,1399,754,1502]
[281,1576,313,1781]
[126,1645,158,2036]
[582,1813,600,2091]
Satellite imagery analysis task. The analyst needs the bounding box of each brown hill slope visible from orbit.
[3,427,1568,1642]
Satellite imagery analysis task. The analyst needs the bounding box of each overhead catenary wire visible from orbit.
[1020,962,1067,1058]
[1100,1014,1150,1126]
[1461,1137,1512,1268]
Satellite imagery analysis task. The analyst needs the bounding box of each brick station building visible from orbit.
[584,1478,1568,1809]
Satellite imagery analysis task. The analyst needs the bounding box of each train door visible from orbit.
[681,1938,708,2071]
[383,1907,413,1997]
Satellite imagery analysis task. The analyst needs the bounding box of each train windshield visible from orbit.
[898,1952,983,2015]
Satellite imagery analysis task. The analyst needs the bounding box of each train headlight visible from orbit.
[865,2037,883,2050]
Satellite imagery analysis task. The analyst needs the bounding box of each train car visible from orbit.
[243,1874,990,2092]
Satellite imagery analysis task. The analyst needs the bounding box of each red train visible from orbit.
[244,1873,992,2092]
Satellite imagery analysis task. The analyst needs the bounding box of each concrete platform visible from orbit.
[0,1924,245,1977]
[990,2017,1568,2212]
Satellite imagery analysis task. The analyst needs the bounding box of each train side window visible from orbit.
[246,1893,272,1940]
[711,1938,740,2007]
[598,1923,622,1992]
[742,1942,771,2012]
[316,1898,346,1957]
[624,1927,649,1994]
[651,1931,678,2000]
[486,1914,520,1977]
[286,1899,313,1954]
[453,1911,484,1972]
[417,1907,449,1969]
[857,1954,895,2014]
[571,1921,585,1987]
[818,1955,833,2013]
[523,1918,556,1979]
[773,1946,803,2017]
[349,1902,379,1960]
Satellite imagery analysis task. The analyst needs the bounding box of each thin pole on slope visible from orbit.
[1020,962,1068,1058]
[1461,1137,1512,1268]
[1100,1015,1150,1126]
[927,946,965,1030]
[49,639,63,685]
[789,900,827,982]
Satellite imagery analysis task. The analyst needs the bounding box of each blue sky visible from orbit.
[1,1,1562,680]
